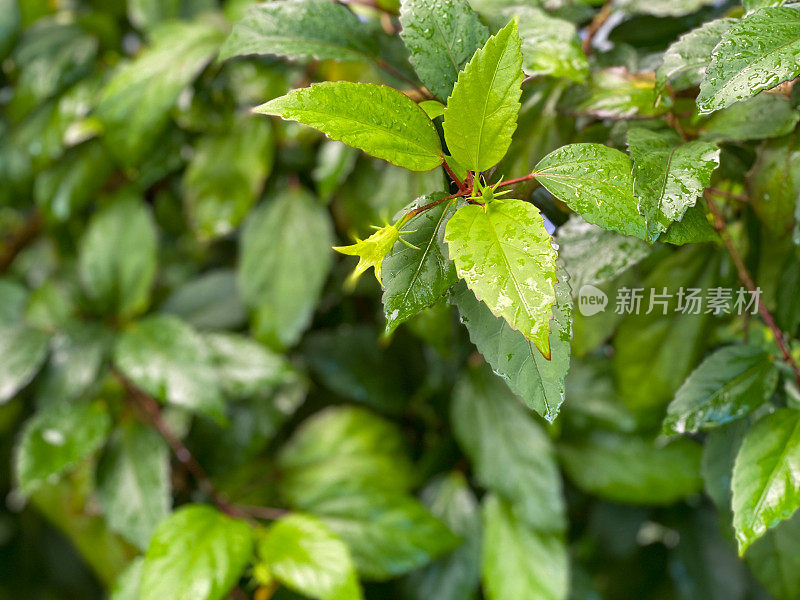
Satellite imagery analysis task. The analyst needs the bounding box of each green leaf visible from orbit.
[305,489,458,580]
[0,0,20,61]
[616,0,716,16]
[500,6,588,82]
[660,200,719,245]
[381,196,457,334]
[418,99,446,119]
[746,512,800,600]
[451,367,566,532]
[664,345,779,434]
[443,19,523,173]
[278,406,415,508]
[613,245,721,409]
[220,0,379,64]
[481,494,568,600]
[258,514,362,600]
[161,269,247,331]
[114,314,226,424]
[697,7,800,114]
[335,224,402,286]
[15,399,111,495]
[0,323,49,404]
[627,127,720,241]
[96,422,171,550]
[655,18,736,95]
[238,189,333,350]
[732,409,800,554]
[78,196,158,319]
[139,505,254,600]
[747,133,800,236]
[533,143,647,239]
[256,82,443,172]
[399,0,489,101]
[183,115,273,240]
[402,473,482,600]
[0,279,28,325]
[566,68,670,119]
[559,431,703,505]
[451,276,571,422]
[128,0,214,32]
[556,217,649,292]
[204,332,292,401]
[444,198,558,358]
[96,21,224,165]
[313,141,358,202]
[701,94,800,142]
[110,557,144,600]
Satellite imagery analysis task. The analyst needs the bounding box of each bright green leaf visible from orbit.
[258,514,362,600]
[481,494,568,600]
[664,345,779,434]
[732,409,800,554]
[139,505,254,600]
[533,143,647,239]
[444,198,558,358]
[443,19,523,173]
[697,8,800,114]
[399,0,489,101]
[256,82,443,172]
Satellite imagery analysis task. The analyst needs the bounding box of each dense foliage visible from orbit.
[3,0,800,599]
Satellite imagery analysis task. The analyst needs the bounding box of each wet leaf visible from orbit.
[444,198,558,358]
[256,82,443,172]
[443,19,523,173]
[697,8,800,114]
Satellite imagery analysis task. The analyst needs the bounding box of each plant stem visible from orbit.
[115,370,288,523]
[582,1,612,56]
[442,157,464,190]
[495,173,537,188]
[704,192,800,385]
[0,210,42,273]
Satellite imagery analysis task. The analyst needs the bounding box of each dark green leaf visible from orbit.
[451,367,566,532]
[533,143,647,239]
[746,512,800,600]
[15,399,111,495]
[382,196,457,335]
[697,8,800,114]
[161,269,247,331]
[559,431,703,505]
[399,0,489,101]
[701,94,800,142]
[220,0,379,64]
[0,323,49,404]
[627,127,719,241]
[78,196,158,319]
[451,276,571,422]
[237,189,333,350]
[747,133,800,236]
[664,345,779,434]
[114,314,226,424]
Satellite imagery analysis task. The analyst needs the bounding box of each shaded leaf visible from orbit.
[701,94,800,143]
[0,323,49,404]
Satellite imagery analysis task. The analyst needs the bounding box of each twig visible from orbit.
[115,370,288,523]
[582,1,612,56]
[495,173,536,188]
[704,192,800,385]
[0,211,42,273]
[442,157,464,190]
[707,187,749,203]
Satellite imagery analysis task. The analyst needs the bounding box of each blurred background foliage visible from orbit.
[1,0,799,599]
